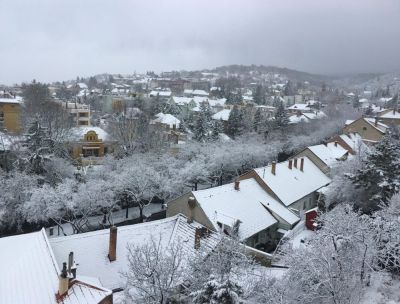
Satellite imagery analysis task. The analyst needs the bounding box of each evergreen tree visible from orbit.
[253,85,266,105]
[211,119,224,141]
[25,119,53,175]
[352,95,360,109]
[226,106,243,138]
[253,108,263,132]
[349,133,400,213]
[273,101,290,129]
[284,80,295,96]
[193,103,212,142]
[365,104,373,116]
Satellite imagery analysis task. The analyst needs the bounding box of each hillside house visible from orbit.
[377,109,400,126]
[67,127,116,160]
[167,178,300,252]
[328,132,366,155]
[294,142,349,174]
[343,117,388,144]
[238,157,331,215]
[50,215,220,292]
[0,96,22,133]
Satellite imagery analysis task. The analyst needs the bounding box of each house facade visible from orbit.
[343,117,387,143]
[167,178,300,252]
[67,127,116,161]
[0,98,22,133]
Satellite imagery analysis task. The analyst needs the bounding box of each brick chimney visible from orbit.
[300,158,304,171]
[108,226,117,262]
[58,262,69,297]
[271,161,276,175]
[187,196,196,223]
[294,158,298,168]
[234,180,240,190]
[194,227,201,249]
[288,159,293,169]
[334,141,338,147]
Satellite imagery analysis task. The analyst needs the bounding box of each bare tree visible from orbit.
[122,236,185,304]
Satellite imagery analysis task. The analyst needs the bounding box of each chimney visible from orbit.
[58,262,69,296]
[194,227,201,249]
[300,158,304,171]
[234,180,240,190]
[294,158,298,168]
[68,252,73,275]
[288,159,293,169]
[108,226,117,262]
[374,117,378,127]
[271,161,276,175]
[187,196,196,223]
[334,141,338,147]
[393,108,396,115]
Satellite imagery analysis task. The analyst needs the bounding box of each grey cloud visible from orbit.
[0,0,399,84]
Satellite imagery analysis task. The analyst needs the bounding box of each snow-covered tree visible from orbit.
[194,103,212,142]
[273,101,289,130]
[187,237,260,303]
[226,106,243,138]
[122,236,185,304]
[349,133,400,213]
[253,85,266,105]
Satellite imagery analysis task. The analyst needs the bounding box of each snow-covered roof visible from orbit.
[345,118,388,133]
[339,133,367,153]
[379,109,400,119]
[364,117,388,133]
[192,178,299,240]
[184,89,209,96]
[50,215,220,290]
[255,105,275,111]
[208,98,226,108]
[172,96,194,106]
[287,103,311,111]
[77,83,88,89]
[152,112,180,128]
[289,114,309,124]
[0,229,60,303]
[307,142,349,167]
[149,90,171,97]
[0,229,111,304]
[252,157,331,207]
[68,127,110,141]
[0,97,22,104]
[302,111,327,120]
[212,109,231,121]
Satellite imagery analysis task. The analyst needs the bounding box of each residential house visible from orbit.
[238,157,331,215]
[377,109,400,126]
[67,126,116,160]
[60,101,90,126]
[212,108,231,132]
[50,215,221,292]
[294,142,349,174]
[0,96,22,133]
[184,89,209,97]
[287,103,313,114]
[0,228,112,303]
[328,133,366,155]
[167,178,300,251]
[343,117,388,144]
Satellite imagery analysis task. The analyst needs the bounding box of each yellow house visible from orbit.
[0,98,22,134]
[343,117,387,144]
[67,127,116,161]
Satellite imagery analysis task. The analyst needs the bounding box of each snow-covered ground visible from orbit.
[361,272,400,304]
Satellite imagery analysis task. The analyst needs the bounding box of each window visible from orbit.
[363,126,367,131]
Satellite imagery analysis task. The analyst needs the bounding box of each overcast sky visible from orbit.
[1,0,399,84]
